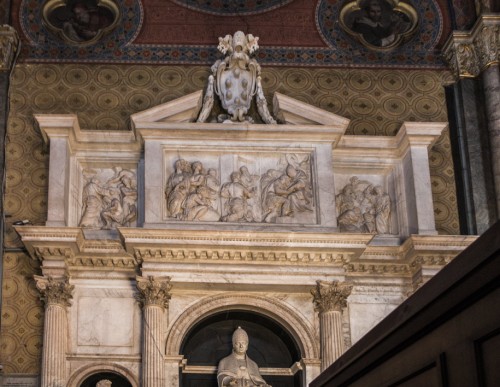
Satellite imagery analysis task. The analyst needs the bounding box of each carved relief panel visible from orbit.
[335,176,393,234]
[77,167,138,230]
[163,151,317,225]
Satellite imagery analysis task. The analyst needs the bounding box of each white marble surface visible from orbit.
[70,282,140,355]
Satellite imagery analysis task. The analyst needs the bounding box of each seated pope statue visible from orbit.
[217,327,271,387]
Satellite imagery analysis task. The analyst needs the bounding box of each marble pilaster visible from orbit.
[34,276,74,387]
[311,280,352,371]
[136,276,172,387]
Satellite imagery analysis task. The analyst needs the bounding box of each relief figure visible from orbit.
[261,162,313,223]
[221,166,258,222]
[336,177,391,234]
[79,168,138,229]
[165,159,221,221]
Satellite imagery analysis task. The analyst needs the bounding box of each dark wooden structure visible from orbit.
[312,221,500,387]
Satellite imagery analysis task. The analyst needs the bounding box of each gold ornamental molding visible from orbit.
[443,14,500,78]
[0,25,19,72]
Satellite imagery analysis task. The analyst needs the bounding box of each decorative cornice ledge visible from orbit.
[14,226,476,281]
[0,25,19,72]
[443,14,500,78]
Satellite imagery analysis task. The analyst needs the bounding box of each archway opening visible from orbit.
[180,310,303,386]
[79,371,132,387]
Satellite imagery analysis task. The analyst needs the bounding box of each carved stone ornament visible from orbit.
[260,158,314,223]
[339,0,418,50]
[34,275,74,307]
[0,25,19,72]
[165,159,221,221]
[336,176,391,234]
[79,167,138,229]
[217,327,271,387]
[443,15,500,79]
[136,276,173,309]
[197,31,277,124]
[42,0,120,45]
[311,280,353,313]
[165,155,314,224]
[96,380,112,387]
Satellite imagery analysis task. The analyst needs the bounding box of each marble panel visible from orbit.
[348,302,399,344]
[77,297,134,347]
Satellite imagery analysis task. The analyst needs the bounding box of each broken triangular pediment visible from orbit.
[130,90,204,126]
[130,89,350,129]
[272,92,350,127]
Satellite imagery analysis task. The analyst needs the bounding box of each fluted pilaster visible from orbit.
[136,276,172,387]
[34,276,73,387]
[311,280,352,371]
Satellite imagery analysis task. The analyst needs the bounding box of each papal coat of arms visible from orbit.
[197,31,276,124]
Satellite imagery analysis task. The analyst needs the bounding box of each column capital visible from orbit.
[311,280,352,313]
[443,14,500,79]
[136,276,172,309]
[34,275,74,307]
[0,25,19,72]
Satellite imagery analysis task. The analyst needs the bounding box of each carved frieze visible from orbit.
[164,154,315,224]
[311,281,353,313]
[197,30,276,124]
[136,276,173,309]
[79,168,137,229]
[443,15,500,78]
[34,276,74,307]
[134,248,347,265]
[0,25,19,72]
[336,177,391,234]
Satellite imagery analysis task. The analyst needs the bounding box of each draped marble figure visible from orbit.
[217,327,271,387]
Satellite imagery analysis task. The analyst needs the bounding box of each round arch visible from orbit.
[67,363,139,387]
[166,293,319,359]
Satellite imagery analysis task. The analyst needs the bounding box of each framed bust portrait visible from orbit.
[43,0,120,45]
[339,0,418,50]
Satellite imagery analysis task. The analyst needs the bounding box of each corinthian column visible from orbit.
[34,276,74,387]
[136,276,172,387]
[311,280,353,371]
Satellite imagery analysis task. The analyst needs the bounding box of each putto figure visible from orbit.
[197,31,276,124]
[217,327,271,387]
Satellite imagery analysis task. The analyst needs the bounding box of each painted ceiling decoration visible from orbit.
[18,0,448,68]
[338,0,418,50]
[170,0,295,16]
[42,0,120,45]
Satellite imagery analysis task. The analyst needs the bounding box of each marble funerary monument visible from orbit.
[15,31,474,387]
